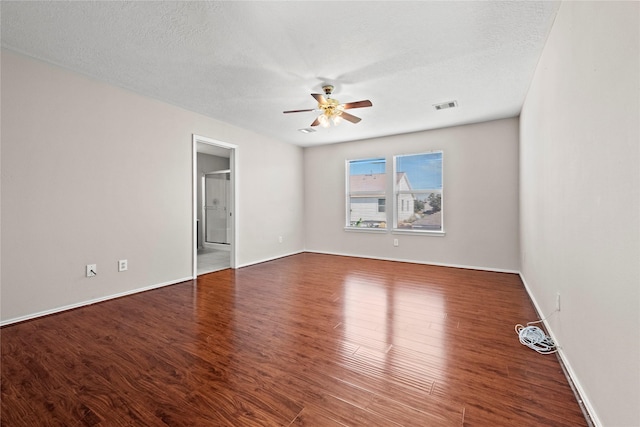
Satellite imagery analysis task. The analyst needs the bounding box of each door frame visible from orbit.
[192,134,238,277]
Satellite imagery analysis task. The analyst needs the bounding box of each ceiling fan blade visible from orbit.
[311,93,327,104]
[283,108,316,114]
[310,116,321,127]
[339,111,362,124]
[342,100,372,110]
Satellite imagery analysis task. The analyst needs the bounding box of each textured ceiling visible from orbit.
[1,1,560,147]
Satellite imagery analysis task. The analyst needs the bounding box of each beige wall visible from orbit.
[304,118,520,271]
[1,50,305,323]
[520,2,640,425]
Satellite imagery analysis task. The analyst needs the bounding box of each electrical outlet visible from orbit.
[278,236,283,243]
[393,239,399,247]
[118,259,128,272]
[86,264,97,277]
[556,292,561,312]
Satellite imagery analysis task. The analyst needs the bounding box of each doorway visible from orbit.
[193,135,238,277]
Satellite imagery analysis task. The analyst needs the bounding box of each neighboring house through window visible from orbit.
[394,152,443,233]
[396,172,415,222]
[346,158,387,228]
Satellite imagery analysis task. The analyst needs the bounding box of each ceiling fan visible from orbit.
[283,85,372,127]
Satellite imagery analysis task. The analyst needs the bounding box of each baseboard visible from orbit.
[2,249,306,326]
[0,276,193,327]
[305,249,520,274]
[236,250,305,269]
[203,242,231,251]
[518,273,600,427]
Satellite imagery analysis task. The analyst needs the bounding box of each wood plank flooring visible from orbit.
[1,253,588,426]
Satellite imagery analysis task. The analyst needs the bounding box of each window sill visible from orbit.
[392,229,446,237]
[344,227,388,234]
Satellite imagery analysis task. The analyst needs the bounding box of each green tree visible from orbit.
[427,193,441,213]
[414,199,425,213]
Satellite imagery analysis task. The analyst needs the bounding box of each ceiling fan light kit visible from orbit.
[284,84,372,129]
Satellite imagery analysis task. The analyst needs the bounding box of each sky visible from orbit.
[349,152,442,190]
[349,158,386,175]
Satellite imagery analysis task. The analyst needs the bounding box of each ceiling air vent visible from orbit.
[434,101,458,110]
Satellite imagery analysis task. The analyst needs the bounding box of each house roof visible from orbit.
[349,173,410,193]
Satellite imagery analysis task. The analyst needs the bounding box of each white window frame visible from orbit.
[392,151,445,236]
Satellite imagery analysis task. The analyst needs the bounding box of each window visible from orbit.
[393,152,443,233]
[346,158,387,229]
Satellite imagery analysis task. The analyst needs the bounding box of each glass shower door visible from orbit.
[204,171,230,245]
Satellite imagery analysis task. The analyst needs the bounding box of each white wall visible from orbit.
[304,118,520,272]
[520,2,639,425]
[0,50,305,324]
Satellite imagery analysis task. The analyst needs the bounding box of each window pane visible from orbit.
[396,192,442,230]
[349,158,385,176]
[347,158,387,228]
[394,152,443,232]
[396,152,442,191]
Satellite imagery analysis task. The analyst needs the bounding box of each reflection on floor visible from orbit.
[197,247,230,275]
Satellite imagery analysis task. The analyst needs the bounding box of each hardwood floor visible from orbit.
[1,253,588,426]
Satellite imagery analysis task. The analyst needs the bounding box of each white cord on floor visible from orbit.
[515,310,559,354]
